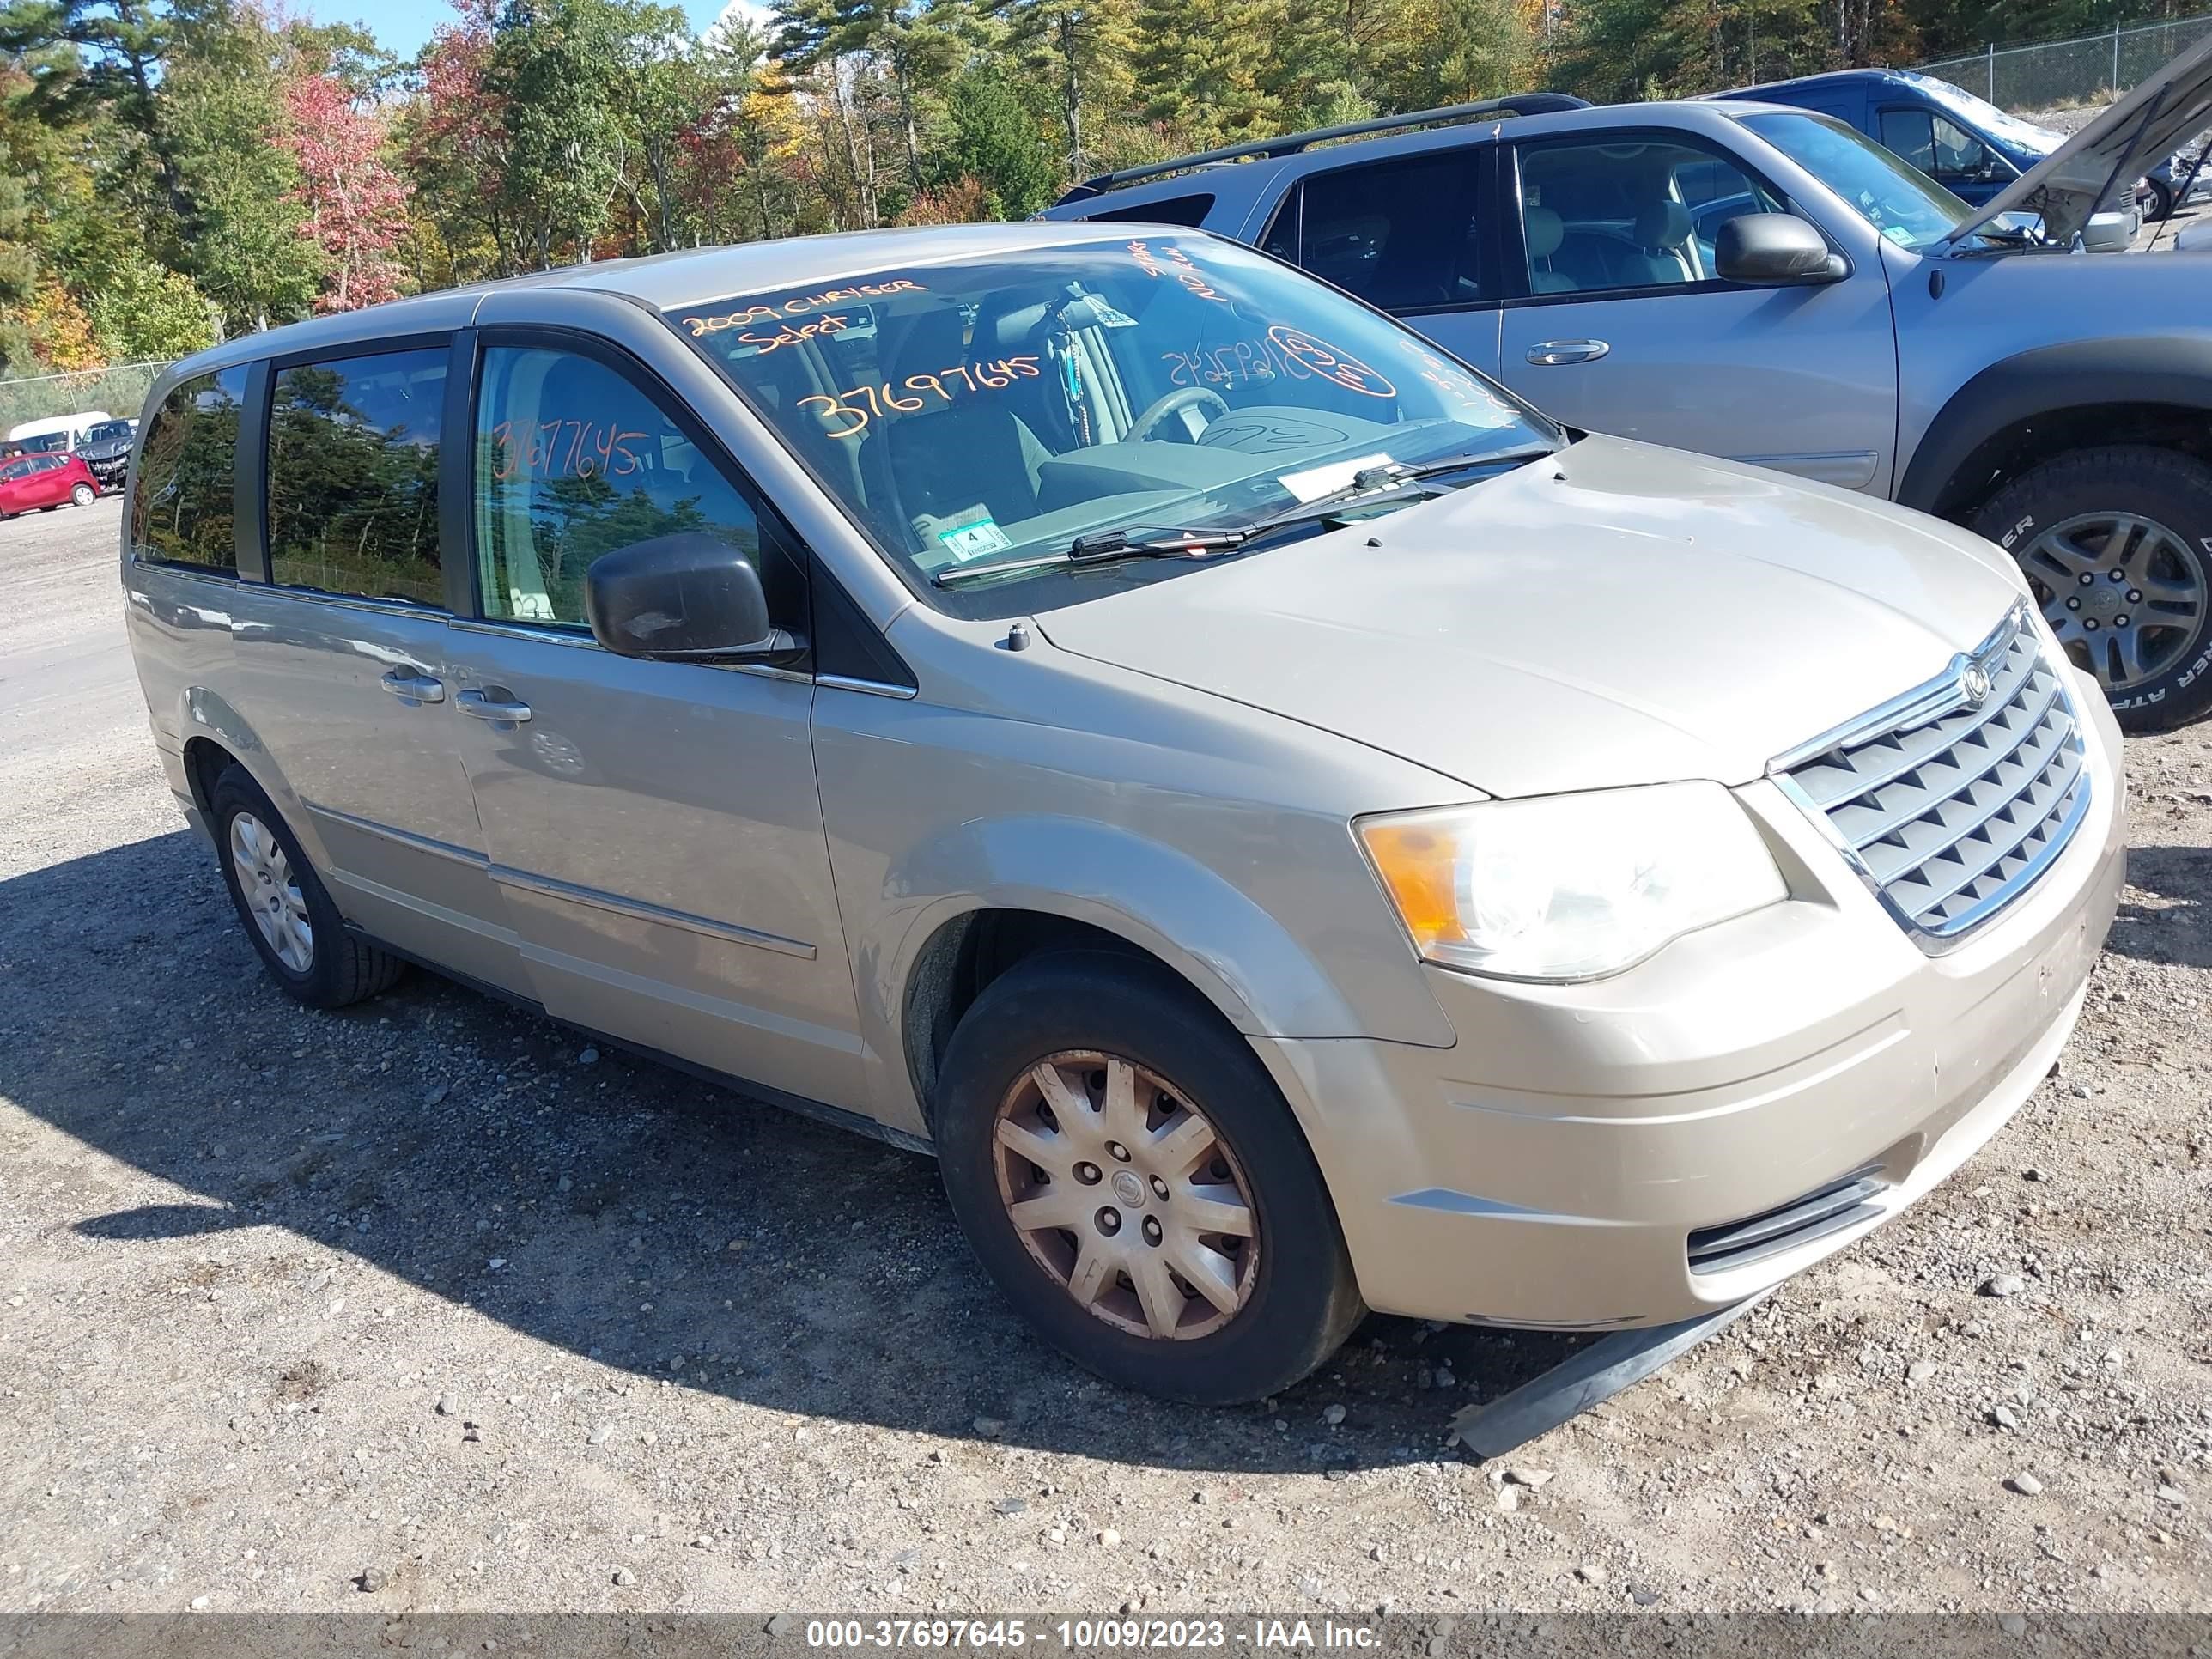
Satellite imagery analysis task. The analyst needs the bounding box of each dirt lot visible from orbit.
[1,500,2208,1618]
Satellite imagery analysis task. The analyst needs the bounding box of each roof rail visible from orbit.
[1053,93,1592,204]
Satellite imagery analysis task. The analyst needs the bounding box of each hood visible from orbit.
[1948,32,2212,246]
[80,439,130,460]
[1034,436,2029,799]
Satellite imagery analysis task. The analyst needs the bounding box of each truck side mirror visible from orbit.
[1715,214,1849,285]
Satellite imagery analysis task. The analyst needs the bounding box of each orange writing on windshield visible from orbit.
[681,279,927,337]
[800,356,1042,441]
[1266,327,1396,398]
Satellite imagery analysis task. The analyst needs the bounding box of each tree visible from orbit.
[942,64,1054,214]
[281,69,410,312]
[87,250,216,358]
[160,4,325,331]
[993,0,1137,178]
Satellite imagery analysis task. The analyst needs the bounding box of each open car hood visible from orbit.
[1948,32,2212,246]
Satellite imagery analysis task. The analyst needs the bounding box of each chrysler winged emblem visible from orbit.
[1960,662,1993,707]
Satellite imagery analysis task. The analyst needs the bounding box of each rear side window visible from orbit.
[266,347,446,607]
[1274,149,1486,312]
[131,368,248,572]
[1085,192,1217,228]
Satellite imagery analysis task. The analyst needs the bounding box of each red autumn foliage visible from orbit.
[281,70,411,313]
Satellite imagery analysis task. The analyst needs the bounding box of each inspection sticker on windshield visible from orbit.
[937,516,1013,562]
[1276,453,1394,504]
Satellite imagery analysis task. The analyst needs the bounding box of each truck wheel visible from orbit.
[933,950,1364,1404]
[2146,176,2175,221]
[210,763,406,1008]
[1974,445,2212,732]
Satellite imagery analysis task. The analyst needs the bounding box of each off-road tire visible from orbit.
[1973,444,2212,732]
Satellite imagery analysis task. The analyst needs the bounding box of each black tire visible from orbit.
[2147,177,2175,222]
[69,482,94,507]
[1973,445,2212,732]
[934,950,1364,1404]
[210,763,405,1008]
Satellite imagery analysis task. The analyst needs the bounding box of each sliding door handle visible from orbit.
[380,669,445,705]
[1525,338,1611,366]
[456,688,532,724]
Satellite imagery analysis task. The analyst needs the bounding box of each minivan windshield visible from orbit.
[1741,110,1978,248]
[669,235,1553,608]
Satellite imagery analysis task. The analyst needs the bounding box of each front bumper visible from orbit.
[1255,674,2127,1329]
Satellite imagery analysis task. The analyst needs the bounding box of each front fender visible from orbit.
[852,813,1455,1134]
[1899,337,2212,515]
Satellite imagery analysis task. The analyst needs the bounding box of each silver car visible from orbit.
[122,225,2125,1403]
[1042,37,2212,730]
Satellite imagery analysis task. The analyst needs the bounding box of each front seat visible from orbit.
[1631,200,1698,285]
[883,307,1051,536]
[1524,206,1576,292]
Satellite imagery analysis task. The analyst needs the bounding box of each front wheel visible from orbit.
[1974,445,2212,732]
[69,482,94,507]
[934,951,1364,1404]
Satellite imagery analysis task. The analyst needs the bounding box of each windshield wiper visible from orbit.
[931,442,1557,589]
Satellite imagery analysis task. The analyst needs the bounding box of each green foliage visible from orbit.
[944,66,1056,216]
[88,251,216,360]
[0,0,2194,374]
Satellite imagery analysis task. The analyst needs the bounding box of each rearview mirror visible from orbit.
[585,532,797,662]
[1715,214,1848,285]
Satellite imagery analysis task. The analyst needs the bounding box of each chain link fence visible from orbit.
[0,361,171,437]
[1914,13,2212,112]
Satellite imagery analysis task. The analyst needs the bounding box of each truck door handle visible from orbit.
[1526,338,1611,366]
[456,688,532,725]
[380,669,445,705]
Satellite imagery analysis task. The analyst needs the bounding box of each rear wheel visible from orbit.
[69,482,94,507]
[933,951,1364,1403]
[210,763,405,1008]
[1974,445,2212,732]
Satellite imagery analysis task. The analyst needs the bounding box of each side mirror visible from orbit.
[2080,210,2136,253]
[585,531,797,662]
[1715,213,1848,285]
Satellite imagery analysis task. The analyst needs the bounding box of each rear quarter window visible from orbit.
[131,368,249,573]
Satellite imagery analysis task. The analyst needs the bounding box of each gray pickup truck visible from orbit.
[1043,41,2212,727]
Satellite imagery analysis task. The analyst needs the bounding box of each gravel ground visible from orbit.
[1,500,2209,1618]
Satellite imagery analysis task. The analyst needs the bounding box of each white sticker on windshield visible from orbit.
[1276,452,1395,504]
[937,516,1013,562]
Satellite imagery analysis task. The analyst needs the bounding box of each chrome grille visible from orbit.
[1772,605,2090,951]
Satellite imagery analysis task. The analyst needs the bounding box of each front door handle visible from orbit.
[380,669,445,705]
[1525,338,1611,366]
[456,688,532,725]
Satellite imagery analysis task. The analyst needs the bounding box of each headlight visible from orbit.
[1357,781,1789,981]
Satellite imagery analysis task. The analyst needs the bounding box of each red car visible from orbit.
[0,451,100,518]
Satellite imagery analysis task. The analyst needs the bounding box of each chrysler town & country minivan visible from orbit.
[123,225,2125,1402]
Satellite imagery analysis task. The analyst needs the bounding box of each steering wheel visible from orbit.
[1127,386,1230,444]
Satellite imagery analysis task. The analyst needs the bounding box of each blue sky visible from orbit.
[327,0,762,59]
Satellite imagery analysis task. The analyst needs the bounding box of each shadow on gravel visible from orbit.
[2107,845,2212,969]
[0,830,1584,1474]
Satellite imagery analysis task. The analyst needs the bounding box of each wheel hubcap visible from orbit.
[228,811,314,975]
[2019,510,2208,694]
[992,1051,1261,1341]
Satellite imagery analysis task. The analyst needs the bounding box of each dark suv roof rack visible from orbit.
[1054,93,1592,204]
